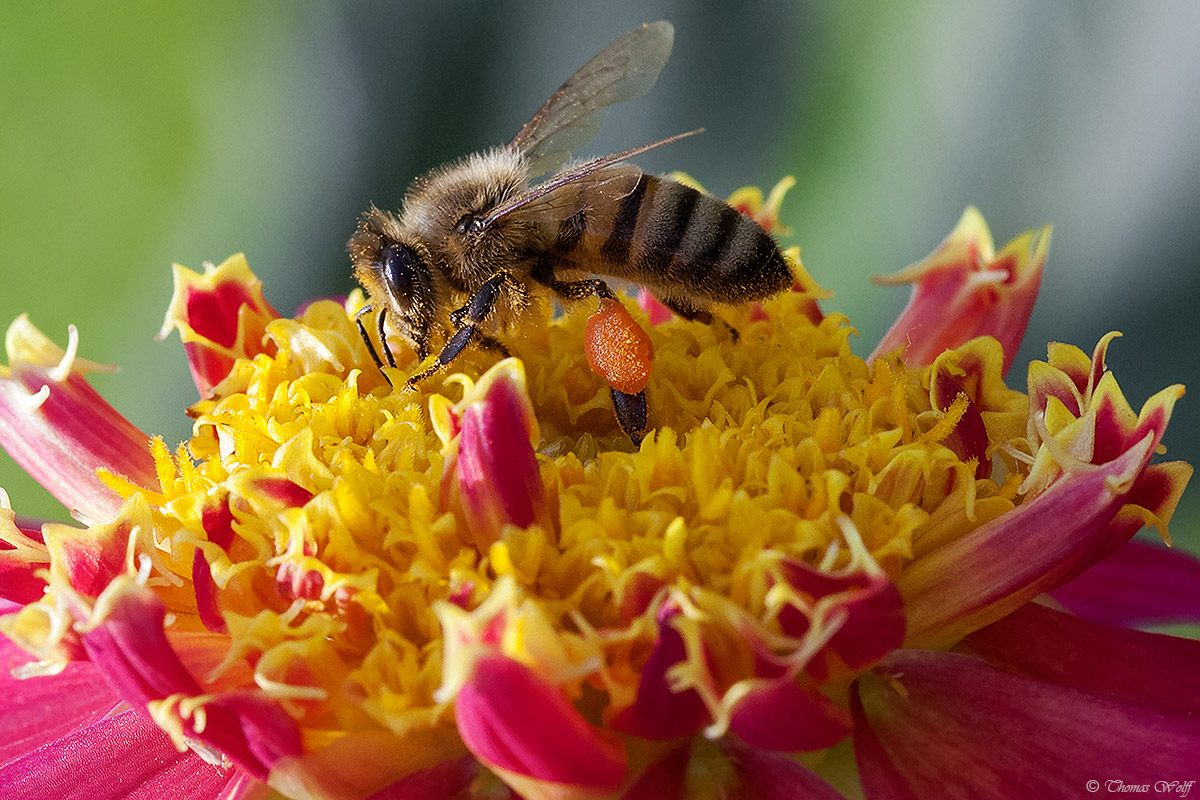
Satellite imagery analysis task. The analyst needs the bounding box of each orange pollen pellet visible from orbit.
[584,297,654,394]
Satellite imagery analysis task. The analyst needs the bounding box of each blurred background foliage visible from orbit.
[2,2,1198,556]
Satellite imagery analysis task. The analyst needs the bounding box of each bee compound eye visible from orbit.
[381,243,418,297]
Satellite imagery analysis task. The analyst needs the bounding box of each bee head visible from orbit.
[348,206,436,350]
[349,208,426,304]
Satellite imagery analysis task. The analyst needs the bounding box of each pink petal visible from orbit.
[1049,459,1192,590]
[0,509,49,604]
[81,584,300,779]
[0,707,237,800]
[453,361,551,550]
[622,741,846,800]
[364,755,484,800]
[1047,538,1200,627]
[718,738,848,800]
[777,559,906,680]
[899,430,1157,649]
[608,602,709,740]
[197,693,304,781]
[0,635,119,764]
[853,649,1200,799]
[193,496,239,633]
[635,288,675,325]
[728,678,852,752]
[929,367,991,478]
[81,586,204,703]
[870,208,1048,375]
[44,515,138,599]
[964,600,1200,715]
[158,256,280,396]
[456,654,627,790]
[0,317,158,523]
[620,746,689,800]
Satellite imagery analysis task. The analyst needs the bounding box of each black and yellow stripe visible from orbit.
[562,173,791,304]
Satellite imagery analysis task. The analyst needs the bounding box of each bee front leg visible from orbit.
[355,304,395,386]
[447,304,509,356]
[407,272,510,387]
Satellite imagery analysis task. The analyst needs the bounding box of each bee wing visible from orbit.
[510,21,674,178]
[481,130,699,231]
[513,165,645,221]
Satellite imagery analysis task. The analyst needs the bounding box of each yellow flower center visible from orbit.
[93,259,1029,752]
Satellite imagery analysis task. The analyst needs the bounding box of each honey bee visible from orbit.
[348,21,792,442]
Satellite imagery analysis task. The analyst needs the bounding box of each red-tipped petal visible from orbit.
[456,654,627,790]
[929,367,991,479]
[0,707,237,800]
[0,508,49,604]
[871,208,1048,376]
[728,678,852,752]
[192,548,226,634]
[964,600,1200,715]
[777,558,906,680]
[1047,539,1200,627]
[608,602,709,740]
[853,649,1200,799]
[43,513,142,599]
[158,255,280,396]
[453,360,550,550]
[0,317,158,523]
[81,583,300,779]
[899,431,1157,649]
[80,585,204,704]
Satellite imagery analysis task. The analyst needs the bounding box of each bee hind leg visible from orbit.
[535,269,654,445]
[610,387,649,446]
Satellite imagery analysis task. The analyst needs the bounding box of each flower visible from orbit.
[1,195,1197,800]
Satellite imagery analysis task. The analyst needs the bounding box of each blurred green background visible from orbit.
[2,2,1197,558]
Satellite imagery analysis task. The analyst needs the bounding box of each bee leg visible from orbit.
[610,388,649,446]
[407,271,509,387]
[375,306,399,368]
[655,295,713,325]
[446,307,507,356]
[474,333,511,357]
[535,268,652,444]
[532,263,617,303]
[355,304,395,385]
[657,296,739,342]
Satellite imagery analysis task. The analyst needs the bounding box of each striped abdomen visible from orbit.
[550,172,792,306]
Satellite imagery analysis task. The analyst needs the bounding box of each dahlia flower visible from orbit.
[1,185,1196,800]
